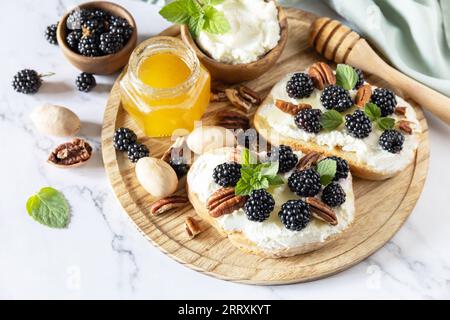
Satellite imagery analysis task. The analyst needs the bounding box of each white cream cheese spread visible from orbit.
[196,0,281,64]
[257,73,421,175]
[188,149,355,251]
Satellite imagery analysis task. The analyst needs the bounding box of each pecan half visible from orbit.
[308,62,336,90]
[210,91,228,102]
[306,197,338,226]
[297,151,321,170]
[185,217,202,239]
[275,99,312,115]
[48,138,92,168]
[355,84,372,107]
[207,188,247,218]
[397,120,413,135]
[238,85,262,105]
[207,187,235,210]
[394,106,407,116]
[150,195,189,216]
[215,110,250,130]
[225,86,261,112]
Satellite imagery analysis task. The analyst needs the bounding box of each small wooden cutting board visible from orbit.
[101,8,429,284]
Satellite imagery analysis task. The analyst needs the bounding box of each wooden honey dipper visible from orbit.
[309,17,450,125]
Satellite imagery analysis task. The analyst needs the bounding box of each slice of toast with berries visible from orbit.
[254,63,421,180]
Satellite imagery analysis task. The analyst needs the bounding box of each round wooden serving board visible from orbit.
[101,8,429,284]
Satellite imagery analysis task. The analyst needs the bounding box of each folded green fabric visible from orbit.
[283,0,450,96]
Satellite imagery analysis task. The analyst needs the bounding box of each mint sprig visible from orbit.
[336,64,358,90]
[316,159,337,186]
[363,102,381,121]
[26,187,70,228]
[235,149,284,196]
[377,117,395,130]
[320,110,344,131]
[159,0,230,39]
[363,103,395,131]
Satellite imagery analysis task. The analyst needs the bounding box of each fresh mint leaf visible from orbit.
[203,6,230,35]
[253,177,270,191]
[377,117,395,130]
[240,166,253,182]
[186,0,202,15]
[364,102,381,121]
[159,0,230,38]
[266,175,284,186]
[336,64,358,90]
[242,148,250,166]
[235,179,254,196]
[159,0,191,24]
[316,159,337,186]
[235,149,284,195]
[320,110,344,131]
[26,187,69,228]
[188,14,205,39]
[208,0,225,5]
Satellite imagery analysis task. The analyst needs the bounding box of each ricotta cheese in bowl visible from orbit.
[187,148,355,251]
[257,72,422,175]
[196,0,281,64]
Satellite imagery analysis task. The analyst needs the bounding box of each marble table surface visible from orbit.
[1,0,449,300]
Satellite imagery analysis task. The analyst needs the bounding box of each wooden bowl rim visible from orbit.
[56,0,137,63]
[180,4,288,70]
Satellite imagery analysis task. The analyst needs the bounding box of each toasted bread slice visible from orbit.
[187,147,355,258]
[254,73,421,180]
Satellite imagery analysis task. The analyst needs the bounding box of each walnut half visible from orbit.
[48,138,93,168]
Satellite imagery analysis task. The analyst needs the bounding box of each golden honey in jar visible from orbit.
[120,37,211,137]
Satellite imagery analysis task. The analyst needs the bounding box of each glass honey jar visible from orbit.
[120,37,211,137]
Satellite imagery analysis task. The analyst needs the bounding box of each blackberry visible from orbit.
[99,32,124,55]
[321,183,346,207]
[278,200,311,231]
[110,25,133,42]
[67,9,91,30]
[212,162,241,187]
[354,68,365,89]
[109,15,130,28]
[288,168,321,197]
[371,88,397,116]
[286,73,314,99]
[92,9,108,21]
[75,73,96,92]
[66,30,82,51]
[244,189,275,222]
[12,69,53,94]
[78,35,100,56]
[113,127,137,151]
[81,14,106,35]
[320,85,353,112]
[169,158,190,178]
[379,130,404,153]
[45,23,58,45]
[345,110,372,139]
[269,145,298,173]
[320,156,349,181]
[127,143,149,163]
[294,108,322,133]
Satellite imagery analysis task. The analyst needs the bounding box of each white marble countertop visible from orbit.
[1,0,449,300]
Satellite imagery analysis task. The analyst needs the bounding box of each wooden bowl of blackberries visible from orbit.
[56,1,137,75]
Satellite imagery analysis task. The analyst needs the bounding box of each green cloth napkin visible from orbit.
[283,0,450,96]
